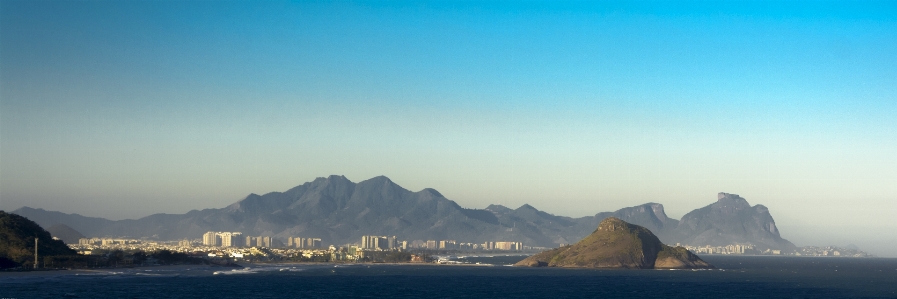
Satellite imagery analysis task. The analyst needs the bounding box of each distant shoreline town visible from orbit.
[677,243,873,257]
[72,232,543,264]
[10,181,820,258]
[2,181,882,270]
[0,209,878,273]
[65,231,873,268]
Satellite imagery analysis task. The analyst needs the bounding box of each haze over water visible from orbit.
[1,1,896,256]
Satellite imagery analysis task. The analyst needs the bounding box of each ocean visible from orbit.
[2,255,896,298]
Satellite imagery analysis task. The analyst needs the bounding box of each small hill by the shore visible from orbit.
[515,217,712,269]
[0,211,78,268]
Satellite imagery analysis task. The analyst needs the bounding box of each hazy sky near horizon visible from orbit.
[1,1,896,254]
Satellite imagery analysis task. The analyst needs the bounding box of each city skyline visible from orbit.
[1,1,895,257]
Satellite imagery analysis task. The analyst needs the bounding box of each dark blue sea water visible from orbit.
[2,256,896,298]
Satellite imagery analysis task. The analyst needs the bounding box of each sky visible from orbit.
[1,1,895,255]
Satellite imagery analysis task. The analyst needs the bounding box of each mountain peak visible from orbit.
[356,175,407,192]
[716,192,750,207]
[419,188,443,198]
[717,192,739,200]
[309,174,347,183]
[14,206,42,213]
[598,216,626,226]
[677,192,794,251]
[485,204,512,214]
[325,174,349,181]
[309,175,353,186]
[645,203,669,220]
[517,204,537,211]
[368,175,392,182]
[596,217,638,233]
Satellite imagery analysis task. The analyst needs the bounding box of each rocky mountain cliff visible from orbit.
[514,217,712,269]
[673,193,796,251]
[12,176,796,251]
[593,203,680,244]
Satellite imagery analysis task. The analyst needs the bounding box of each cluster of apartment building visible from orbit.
[360,235,399,250]
[407,240,525,251]
[287,237,322,248]
[72,238,191,255]
[354,237,527,252]
[78,238,141,246]
[203,232,240,247]
[246,236,274,247]
[484,241,524,251]
[677,243,877,257]
[796,245,873,257]
[679,243,769,255]
[201,231,275,248]
[74,233,532,256]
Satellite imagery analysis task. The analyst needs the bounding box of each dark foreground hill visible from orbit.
[0,211,77,268]
[515,217,712,269]
[12,176,796,251]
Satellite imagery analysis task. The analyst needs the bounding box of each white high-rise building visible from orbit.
[218,232,243,247]
[203,231,220,246]
[361,235,393,250]
[245,236,272,247]
[257,236,272,247]
[202,231,244,247]
[388,236,397,250]
[203,232,217,246]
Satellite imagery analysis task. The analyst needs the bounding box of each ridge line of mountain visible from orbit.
[8,175,796,251]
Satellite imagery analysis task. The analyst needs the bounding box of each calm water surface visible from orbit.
[2,256,896,298]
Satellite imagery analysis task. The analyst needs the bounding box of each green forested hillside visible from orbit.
[0,211,77,268]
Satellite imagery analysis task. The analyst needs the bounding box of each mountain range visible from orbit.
[10,175,797,251]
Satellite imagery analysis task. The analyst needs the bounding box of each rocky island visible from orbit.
[515,217,712,269]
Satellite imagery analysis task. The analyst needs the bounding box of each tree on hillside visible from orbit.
[0,211,78,268]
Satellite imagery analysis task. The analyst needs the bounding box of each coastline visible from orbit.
[3,256,894,281]
[0,264,221,281]
[0,261,494,281]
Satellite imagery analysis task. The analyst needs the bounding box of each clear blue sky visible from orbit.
[1,1,895,255]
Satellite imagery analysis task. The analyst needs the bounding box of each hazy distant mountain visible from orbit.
[11,207,119,238]
[485,204,593,246]
[673,193,797,251]
[11,176,796,251]
[46,224,85,244]
[593,203,680,244]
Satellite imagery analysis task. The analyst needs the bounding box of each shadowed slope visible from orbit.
[0,211,77,268]
[46,223,85,244]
